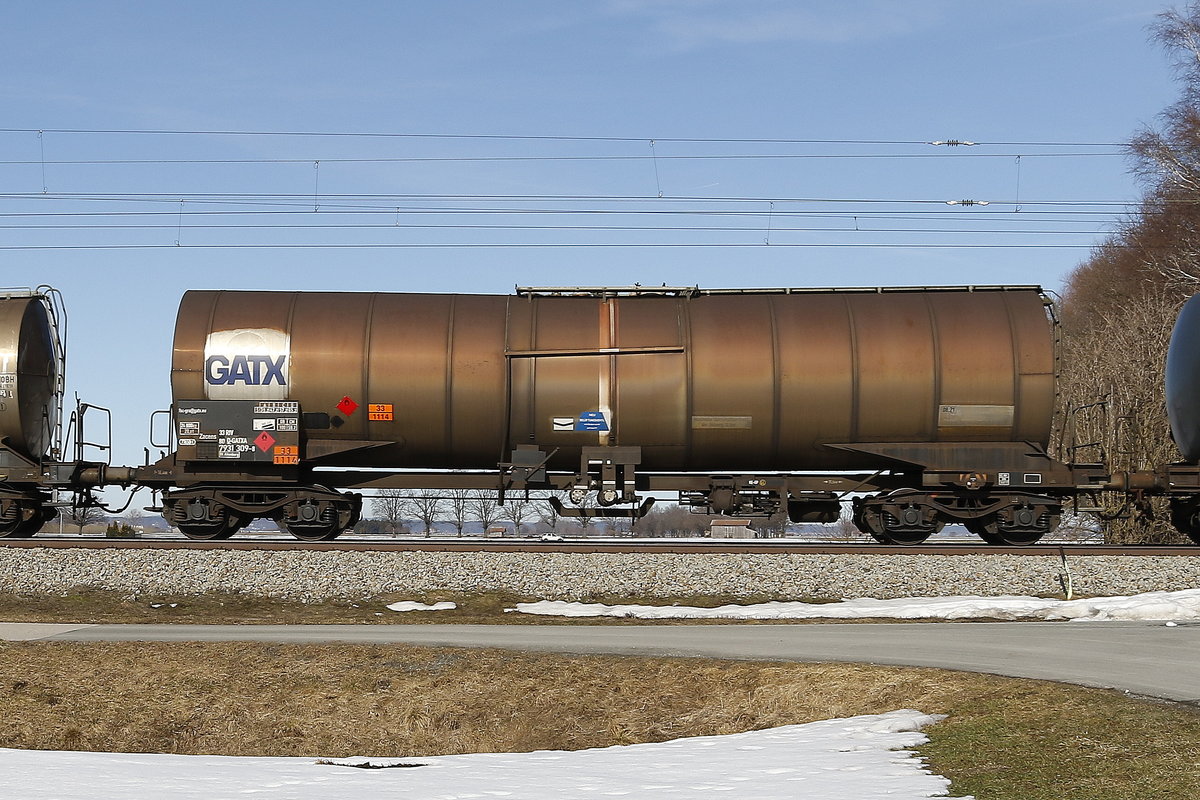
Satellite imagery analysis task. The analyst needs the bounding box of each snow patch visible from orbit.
[0,710,968,799]
[511,588,1200,622]
[385,601,457,612]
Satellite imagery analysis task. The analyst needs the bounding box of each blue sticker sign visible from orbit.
[575,411,610,432]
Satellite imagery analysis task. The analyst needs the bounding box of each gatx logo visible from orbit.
[203,328,290,400]
[205,354,286,386]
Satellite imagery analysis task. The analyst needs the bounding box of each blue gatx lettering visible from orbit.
[205,355,287,386]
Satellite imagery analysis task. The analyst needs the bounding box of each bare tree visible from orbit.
[403,489,445,537]
[755,510,789,539]
[1053,4,1200,543]
[371,489,407,536]
[1052,511,1104,544]
[556,489,598,537]
[67,503,106,534]
[353,517,389,535]
[606,515,634,537]
[1129,3,1200,226]
[821,506,868,542]
[1058,289,1184,542]
[445,488,472,536]
[499,494,535,536]
[533,491,568,534]
[468,490,502,534]
[632,504,712,538]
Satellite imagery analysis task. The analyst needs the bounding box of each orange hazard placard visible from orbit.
[368,403,394,421]
[273,445,299,465]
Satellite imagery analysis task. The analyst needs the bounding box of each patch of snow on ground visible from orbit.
[385,601,457,612]
[0,710,967,799]
[512,588,1200,622]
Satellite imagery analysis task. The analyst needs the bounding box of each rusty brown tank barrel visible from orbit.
[0,291,61,460]
[170,287,1055,472]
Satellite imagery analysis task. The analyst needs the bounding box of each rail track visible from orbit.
[0,535,1194,556]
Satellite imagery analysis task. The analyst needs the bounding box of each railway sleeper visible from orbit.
[853,489,1063,546]
[163,486,362,542]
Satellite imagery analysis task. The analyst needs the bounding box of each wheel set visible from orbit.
[164,488,362,542]
[852,491,1061,546]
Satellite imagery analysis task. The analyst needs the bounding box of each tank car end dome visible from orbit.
[0,291,62,460]
[1166,294,1200,462]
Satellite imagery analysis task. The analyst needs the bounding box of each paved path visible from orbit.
[3,621,1198,703]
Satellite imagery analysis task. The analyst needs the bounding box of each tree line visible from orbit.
[359,489,798,538]
[1058,3,1200,542]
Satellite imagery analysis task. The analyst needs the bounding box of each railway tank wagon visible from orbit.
[0,289,66,535]
[153,285,1109,544]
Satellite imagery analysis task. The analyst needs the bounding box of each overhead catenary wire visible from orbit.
[0,222,1113,234]
[0,191,1151,206]
[0,126,1128,146]
[0,199,1124,229]
[0,242,1123,250]
[0,152,1125,166]
[0,208,1129,220]
[0,127,1142,253]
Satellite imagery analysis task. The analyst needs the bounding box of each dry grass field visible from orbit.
[0,589,849,625]
[0,641,1198,800]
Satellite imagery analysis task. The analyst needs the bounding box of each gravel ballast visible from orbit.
[1,547,1198,601]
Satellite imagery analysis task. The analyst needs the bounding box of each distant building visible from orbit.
[710,519,755,539]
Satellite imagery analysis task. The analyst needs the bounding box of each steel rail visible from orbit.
[0,536,1194,556]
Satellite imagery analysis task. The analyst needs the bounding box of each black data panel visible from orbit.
[174,400,301,464]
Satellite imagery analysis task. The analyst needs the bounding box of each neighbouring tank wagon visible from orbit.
[4,283,1200,546]
[0,291,62,462]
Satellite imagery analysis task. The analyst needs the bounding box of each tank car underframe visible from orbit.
[297,467,1086,546]
[117,448,1168,545]
[1130,463,1200,545]
[130,438,1114,544]
[1076,462,1200,545]
[0,441,134,537]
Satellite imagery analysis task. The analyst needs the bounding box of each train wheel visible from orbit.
[853,498,937,545]
[279,500,345,542]
[172,498,238,540]
[0,501,22,537]
[990,504,1056,546]
[852,501,885,542]
[962,501,1056,546]
[0,500,42,538]
[1169,499,1200,545]
[988,529,1045,546]
[874,525,934,545]
[964,517,1008,546]
[965,516,1046,545]
[11,504,53,537]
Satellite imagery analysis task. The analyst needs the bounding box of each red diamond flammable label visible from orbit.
[254,431,276,452]
[337,396,359,416]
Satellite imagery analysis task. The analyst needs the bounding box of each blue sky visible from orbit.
[0,0,1183,469]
